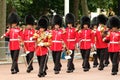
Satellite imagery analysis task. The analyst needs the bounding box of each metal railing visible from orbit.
[0,41,82,65]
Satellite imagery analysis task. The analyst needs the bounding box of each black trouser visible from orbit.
[93,53,98,66]
[37,55,48,74]
[97,48,108,69]
[26,52,34,70]
[109,52,119,73]
[52,51,62,71]
[67,50,75,70]
[10,50,19,72]
[104,49,110,65]
[80,49,90,69]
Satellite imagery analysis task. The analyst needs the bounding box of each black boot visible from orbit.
[11,70,17,74]
[111,72,117,75]
[93,65,98,68]
[98,67,104,71]
[44,71,47,75]
[38,73,45,77]
[27,68,33,73]
[83,68,89,72]
[54,71,59,74]
[66,70,73,73]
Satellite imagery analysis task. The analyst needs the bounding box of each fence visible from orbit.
[0,41,82,65]
[0,41,38,64]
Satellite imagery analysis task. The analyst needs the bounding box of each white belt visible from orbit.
[24,41,35,42]
[37,44,41,46]
[37,43,44,46]
[110,42,119,44]
[67,39,76,41]
[52,40,62,43]
[81,39,91,41]
[10,39,19,41]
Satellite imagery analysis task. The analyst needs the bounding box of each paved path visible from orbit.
[0,59,120,80]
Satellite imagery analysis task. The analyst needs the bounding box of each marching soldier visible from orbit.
[77,16,94,72]
[1,12,21,74]
[33,17,51,77]
[91,17,99,68]
[64,13,78,73]
[22,15,35,73]
[95,14,109,71]
[103,16,120,75]
[50,15,63,74]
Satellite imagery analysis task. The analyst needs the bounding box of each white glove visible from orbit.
[103,38,106,42]
[93,44,96,50]
[97,26,101,31]
[1,34,5,39]
[91,43,94,48]
[26,51,30,54]
[30,37,33,41]
[1,36,4,39]
[38,42,44,46]
[76,43,79,48]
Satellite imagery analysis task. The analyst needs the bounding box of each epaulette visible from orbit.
[48,33,52,39]
[75,28,79,32]
[78,30,81,33]
[33,33,39,38]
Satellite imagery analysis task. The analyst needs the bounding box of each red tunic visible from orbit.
[77,29,94,49]
[34,31,51,56]
[50,29,63,51]
[95,30,108,49]
[22,28,35,52]
[4,27,21,50]
[63,27,77,50]
[104,31,120,52]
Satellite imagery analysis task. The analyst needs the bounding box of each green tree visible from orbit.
[73,0,79,20]
[80,0,89,16]
[7,0,33,20]
[6,0,119,21]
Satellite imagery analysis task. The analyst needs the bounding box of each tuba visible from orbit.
[65,49,72,59]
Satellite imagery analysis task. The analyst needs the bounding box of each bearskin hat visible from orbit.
[107,16,120,29]
[52,14,62,27]
[40,16,49,22]
[91,17,98,26]
[97,14,107,25]
[25,14,35,25]
[7,12,19,24]
[40,16,49,27]
[80,16,90,29]
[37,18,48,30]
[91,17,98,28]
[65,13,75,26]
